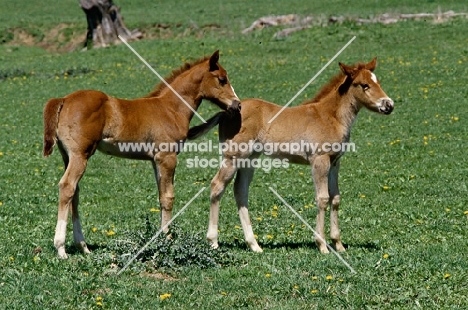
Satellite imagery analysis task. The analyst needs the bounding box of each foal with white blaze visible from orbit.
[188,58,394,253]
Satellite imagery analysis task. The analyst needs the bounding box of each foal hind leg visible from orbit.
[55,148,88,258]
[153,152,177,234]
[207,157,237,249]
[329,162,345,252]
[71,184,91,255]
[234,167,262,253]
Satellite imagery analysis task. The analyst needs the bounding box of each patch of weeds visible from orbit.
[0,68,29,80]
[0,29,14,44]
[108,217,237,271]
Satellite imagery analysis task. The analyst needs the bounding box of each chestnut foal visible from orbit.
[43,51,240,258]
[188,58,393,253]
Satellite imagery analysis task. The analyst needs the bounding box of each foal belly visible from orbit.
[97,139,155,160]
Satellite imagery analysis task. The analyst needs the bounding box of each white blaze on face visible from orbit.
[230,85,239,100]
[370,73,378,83]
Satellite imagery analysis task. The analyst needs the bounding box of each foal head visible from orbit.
[200,50,241,112]
[339,58,394,115]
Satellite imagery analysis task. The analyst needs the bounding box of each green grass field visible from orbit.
[1,0,468,308]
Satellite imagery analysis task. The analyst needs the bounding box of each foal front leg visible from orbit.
[329,162,345,252]
[153,152,177,233]
[311,155,331,254]
[234,167,262,253]
[207,157,237,249]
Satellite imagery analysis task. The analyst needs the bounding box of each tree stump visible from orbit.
[80,0,142,49]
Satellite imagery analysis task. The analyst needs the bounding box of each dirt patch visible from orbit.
[5,23,86,52]
[2,22,225,53]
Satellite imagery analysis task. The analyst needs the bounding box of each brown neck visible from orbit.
[156,68,204,124]
[313,84,361,139]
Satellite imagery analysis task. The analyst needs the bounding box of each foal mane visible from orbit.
[146,55,211,97]
[301,62,368,105]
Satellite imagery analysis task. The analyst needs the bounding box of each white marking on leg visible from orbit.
[206,224,219,249]
[54,220,68,259]
[370,73,378,83]
[239,207,262,253]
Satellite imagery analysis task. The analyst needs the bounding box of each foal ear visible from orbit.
[339,62,357,78]
[209,50,220,72]
[365,57,377,72]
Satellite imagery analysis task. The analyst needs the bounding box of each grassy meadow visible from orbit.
[1,0,468,308]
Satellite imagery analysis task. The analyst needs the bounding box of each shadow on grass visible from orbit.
[219,240,381,252]
[64,243,103,255]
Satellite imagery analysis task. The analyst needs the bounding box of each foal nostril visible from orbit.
[229,100,241,112]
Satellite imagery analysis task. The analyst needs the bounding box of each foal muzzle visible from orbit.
[378,98,394,115]
[228,99,241,112]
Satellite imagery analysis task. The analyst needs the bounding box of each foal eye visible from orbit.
[361,84,370,91]
[218,77,227,85]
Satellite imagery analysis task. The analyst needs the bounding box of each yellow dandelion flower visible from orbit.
[92,227,98,232]
[293,285,299,289]
[339,279,344,282]
[256,217,262,221]
[267,235,273,239]
[214,131,218,135]
[160,293,171,300]
[96,296,103,302]
[311,289,319,294]
[221,291,227,296]
[106,230,115,236]
[383,253,389,259]
[452,116,459,121]
[33,256,39,262]
[0,152,3,156]
[265,273,271,278]
[235,225,241,229]
[359,193,366,198]
[150,208,160,212]
[445,208,450,213]
[326,275,333,280]
[96,301,103,307]
[0,201,3,206]
[383,185,389,190]
[271,211,278,218]
[443,273,450,279]
[9,257,14,261]
[464,211,468,215]
[273,205,278,210]
[312,276,318,280]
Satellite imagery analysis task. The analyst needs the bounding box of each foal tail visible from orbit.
[43,98,64,157]
[187,112,224,140]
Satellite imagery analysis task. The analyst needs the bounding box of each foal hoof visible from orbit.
[252,246,263,253]
[75,242,91,255]
[57,247,68,259]
[209,241,219,250]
